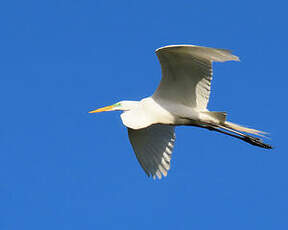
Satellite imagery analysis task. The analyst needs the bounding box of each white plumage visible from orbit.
[89,45,272,179]
[154,45,239,109]
[128,124,175,179]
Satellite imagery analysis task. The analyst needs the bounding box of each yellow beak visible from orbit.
[88,105,115,113]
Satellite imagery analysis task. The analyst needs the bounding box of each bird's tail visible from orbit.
[223,121,267,137]
[216,121,272,149]
[205,111,267,137]
[201,111,271,149]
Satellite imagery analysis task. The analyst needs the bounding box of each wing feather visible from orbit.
[153,45,239,110]
[128,124,176,179]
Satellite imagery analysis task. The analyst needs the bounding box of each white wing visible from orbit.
[128,124,175,179]
[153,45,239,110]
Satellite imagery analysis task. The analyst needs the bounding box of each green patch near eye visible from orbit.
[113,103,121,107]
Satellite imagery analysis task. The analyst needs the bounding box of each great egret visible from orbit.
[89,45,272,179]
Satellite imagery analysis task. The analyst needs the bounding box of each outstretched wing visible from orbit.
[128,124,176,179]
[153,45,239,110]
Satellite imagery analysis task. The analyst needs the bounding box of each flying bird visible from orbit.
[89,45,272,179]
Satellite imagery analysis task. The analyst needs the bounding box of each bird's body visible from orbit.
[121,97,217,127]
[89,44,272,179]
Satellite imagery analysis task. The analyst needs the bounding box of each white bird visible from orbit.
[89,45,272,179]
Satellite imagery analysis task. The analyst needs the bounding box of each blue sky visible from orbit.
[0,0,287,229]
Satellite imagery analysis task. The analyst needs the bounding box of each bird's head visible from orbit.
[88,100,139,113]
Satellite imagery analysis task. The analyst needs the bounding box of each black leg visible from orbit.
[195,124,272,149]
